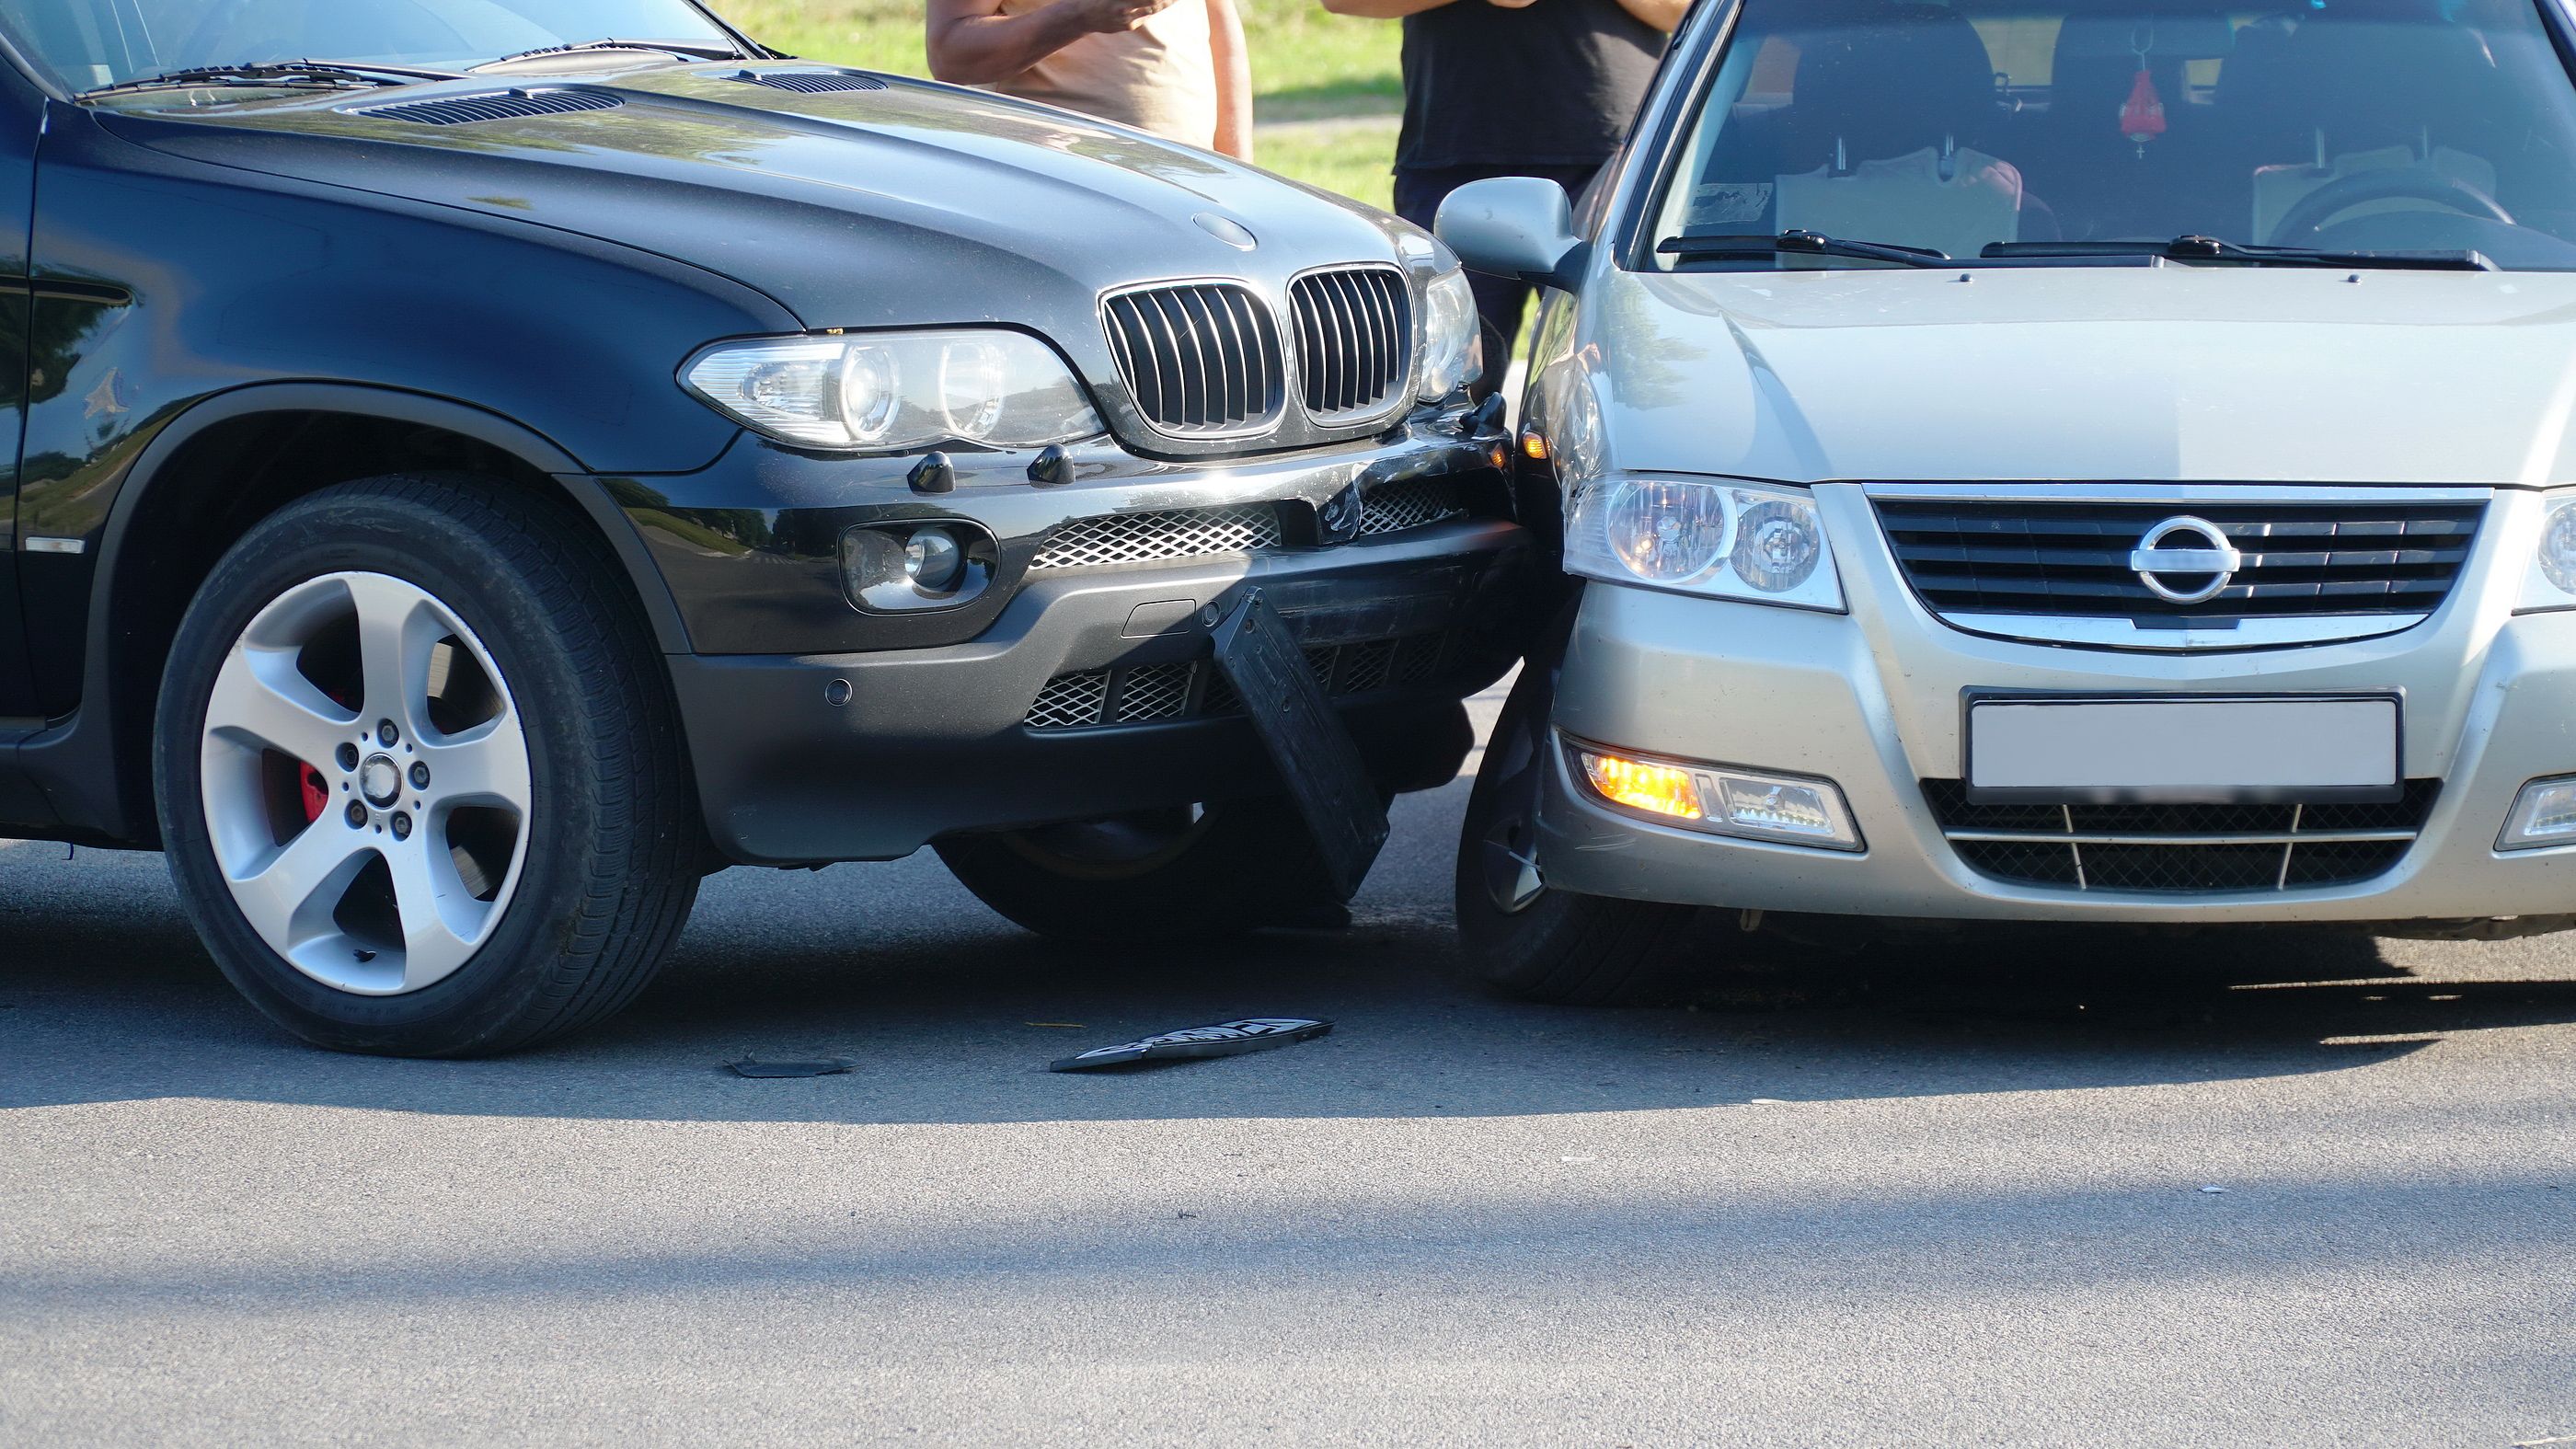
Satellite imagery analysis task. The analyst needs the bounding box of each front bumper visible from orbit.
[1541,482,2576,924]
[630,419,1532,865]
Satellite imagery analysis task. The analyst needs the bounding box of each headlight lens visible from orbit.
[684,329,1103,451]
[2524,491,2576,612]
[1417,268,1479,401]
[1565,476,1843,611]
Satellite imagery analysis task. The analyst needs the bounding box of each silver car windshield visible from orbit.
[0,0,741,93]
[1646,0,2576,270]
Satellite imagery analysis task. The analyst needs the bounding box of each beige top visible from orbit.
[983,0,1218,149]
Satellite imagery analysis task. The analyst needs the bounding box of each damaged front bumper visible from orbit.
[612,417,1533,865]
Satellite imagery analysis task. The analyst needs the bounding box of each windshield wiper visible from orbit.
[482,38,743,67]
[1660,229,1949,268]
[1983,235,2496,272]
[79,59,461,99]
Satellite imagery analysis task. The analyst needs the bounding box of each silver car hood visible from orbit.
[1583,267,2576,487]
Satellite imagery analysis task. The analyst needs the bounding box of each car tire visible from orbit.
[155,474,701,1057]
[937,797,1355,944]
[1453,664,1703,1005]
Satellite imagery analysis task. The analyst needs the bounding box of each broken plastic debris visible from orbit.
[729,1058,856,1079]
[1560,1155,1597,1164]
[2198,1184,2227,1194]
[1747,1098,1790,1105]
[1049,1018,1332,1072]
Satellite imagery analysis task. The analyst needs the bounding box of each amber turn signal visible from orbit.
[1577,750,1703,821]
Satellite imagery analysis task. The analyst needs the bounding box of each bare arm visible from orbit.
[1609,0,1687,31]
[926,0,1177,86]
[1318,0,1457,18]
[1207,0,1253,159]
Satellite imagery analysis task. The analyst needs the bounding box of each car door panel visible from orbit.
[0,60,35,720]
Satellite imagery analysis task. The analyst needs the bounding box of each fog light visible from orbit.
[1569,738,1862,851]
[1578,750,1702,821]
[1708,772,1844,842]
[903,527,968,592]
[839,522,995,613]
[2500,776,2576,850]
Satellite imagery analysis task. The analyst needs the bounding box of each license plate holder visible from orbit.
[1963,693,2402,804]
[1211,590,1392,900]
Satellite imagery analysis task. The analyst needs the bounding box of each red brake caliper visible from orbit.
[297,686,357,825]
[299,763,331,824]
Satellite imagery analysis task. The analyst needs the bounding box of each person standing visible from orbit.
[927,0,1255,161]
[1323,0,1682,394]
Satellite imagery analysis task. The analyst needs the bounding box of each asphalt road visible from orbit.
[4,688,2574,1445]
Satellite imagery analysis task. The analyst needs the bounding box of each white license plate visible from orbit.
[1966,696,2399,800]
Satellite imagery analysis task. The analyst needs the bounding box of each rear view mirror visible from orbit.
[1435,176,1588,291]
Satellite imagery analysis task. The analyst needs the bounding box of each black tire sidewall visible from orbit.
[937,796,1340,944]
[156,480,630,1053]
[1452,657,1701,1003]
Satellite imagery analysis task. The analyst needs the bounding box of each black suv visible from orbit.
[0,1,1529,1054]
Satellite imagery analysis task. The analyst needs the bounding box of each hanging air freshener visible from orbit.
[2120,34,2168,157]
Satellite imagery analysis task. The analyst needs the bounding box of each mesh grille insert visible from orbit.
[1114,663,1195,722]
[1359,478,1470,537]
[355,89,622,126]
[1290,267,1411,422]
[1103,283,1285,435]
[1025,631,1460,730]
[1024,671,1110,730]
[1027,504,1284,570]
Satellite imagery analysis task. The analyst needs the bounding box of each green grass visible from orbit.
[709,0,1403,202]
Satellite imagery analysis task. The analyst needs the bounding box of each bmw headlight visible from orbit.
[683,329,1104,452]
[1417,267,1479,402]
[2523,488,2576,613]
[1564,475,1843,611]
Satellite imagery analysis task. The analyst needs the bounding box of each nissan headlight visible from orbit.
[1564,476,1843,611]
[683,329,1104,451]
[1417,267,1479,402]
[2522,489,2576,613]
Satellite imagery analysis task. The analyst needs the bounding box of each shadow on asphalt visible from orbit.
[6,834,2574,1122]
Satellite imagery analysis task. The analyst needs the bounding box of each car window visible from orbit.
[1643,0,2576,269]
[0,0,738,92]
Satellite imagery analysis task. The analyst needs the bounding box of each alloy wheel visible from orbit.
[196,571,532,995]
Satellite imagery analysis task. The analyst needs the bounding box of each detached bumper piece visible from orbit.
[1211,591,1389,901]
[1050,1018,1333,1072]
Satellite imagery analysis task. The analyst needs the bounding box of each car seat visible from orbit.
[2032,7,2239,240]
[2237,0,2509,241]
[1771,0,2030,258]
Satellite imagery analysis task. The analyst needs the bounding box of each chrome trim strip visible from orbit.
[1943,829,2419,847]
[1937,612,2431,650]
[1861,482,2497,503]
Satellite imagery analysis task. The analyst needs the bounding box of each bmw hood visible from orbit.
[1580,266,2576,488]
[98,64,1401,328]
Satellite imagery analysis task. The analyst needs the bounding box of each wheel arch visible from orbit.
[17,382,696,846]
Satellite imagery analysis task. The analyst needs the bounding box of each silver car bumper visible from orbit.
[1538,483,2576,923]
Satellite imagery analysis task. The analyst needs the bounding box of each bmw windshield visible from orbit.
[0,0,744,94]
[1645,0,2576,270]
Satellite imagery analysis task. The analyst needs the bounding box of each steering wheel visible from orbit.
[2268,167,2515,247]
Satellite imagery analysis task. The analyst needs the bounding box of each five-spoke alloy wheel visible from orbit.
[158,476,702,1056]
[198,571,533,996]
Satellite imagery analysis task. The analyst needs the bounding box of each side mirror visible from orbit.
[1434,176,1588,291]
